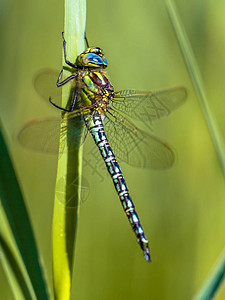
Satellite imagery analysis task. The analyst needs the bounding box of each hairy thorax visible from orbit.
[77,69,115,112]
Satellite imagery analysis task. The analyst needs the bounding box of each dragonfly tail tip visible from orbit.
[144,252,151,263]
[143,243,151,262]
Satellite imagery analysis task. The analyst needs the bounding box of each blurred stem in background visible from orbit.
[166,0,225,178]
[166,1,225,299]
[0,122,50,300]
[192,248,225,300]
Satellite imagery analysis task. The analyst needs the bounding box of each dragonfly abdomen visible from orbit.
[85,112,151,262]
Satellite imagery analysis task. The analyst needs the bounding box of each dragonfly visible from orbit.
[18,33,187,262]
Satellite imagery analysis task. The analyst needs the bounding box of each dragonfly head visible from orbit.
[76,47,108,69]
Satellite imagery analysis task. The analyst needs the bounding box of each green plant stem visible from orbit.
[165,0,225,177]
[192,249,225,300]
[0,122,49,300]
[0,232,33,300]
[52,1,86,300]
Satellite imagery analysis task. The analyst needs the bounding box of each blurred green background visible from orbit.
[0,0,225,299]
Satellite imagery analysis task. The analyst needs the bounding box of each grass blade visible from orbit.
[0,231,33,300]
[52,1,86,299]
[165,1,225,298]
[165,0,225,177]
[192,249,225,300]
[0,122,50,300]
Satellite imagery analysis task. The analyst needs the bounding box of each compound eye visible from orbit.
[103,56,108,66]
[83,53,103,65]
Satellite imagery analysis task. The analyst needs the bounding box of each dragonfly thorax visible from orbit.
[76,47,108,69]
[80,70,114,108]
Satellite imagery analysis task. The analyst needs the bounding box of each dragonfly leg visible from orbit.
[84,32,89,48]
[70,86,78,111]
[62,32,78,68]
[56,70,77,87]
[50,75,78,112]
[49,97,70,112]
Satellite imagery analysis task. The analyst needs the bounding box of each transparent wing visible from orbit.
[34,69,61,103]
[56,173,90,207]
[113,87,187,124]
[18,113,91,204]
[34,68,77,108]
[104,108,174,169]
[17,113,87,154]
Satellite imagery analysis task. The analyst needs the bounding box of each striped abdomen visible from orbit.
[85,112,151,262]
